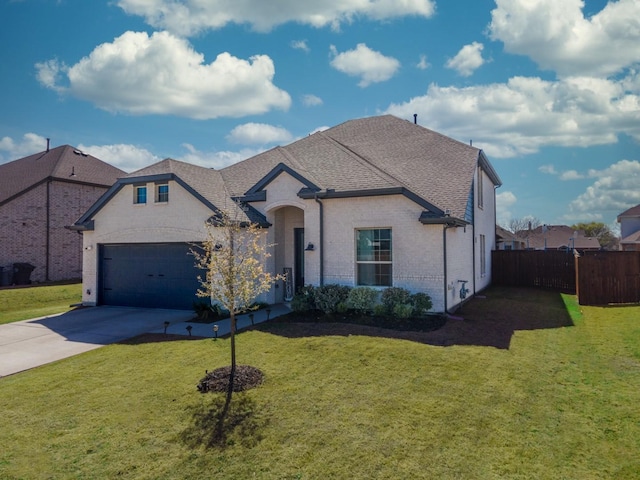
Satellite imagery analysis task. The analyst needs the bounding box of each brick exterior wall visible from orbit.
[0,180,109,283]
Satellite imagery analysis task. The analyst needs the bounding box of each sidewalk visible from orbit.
[150,304,291,338]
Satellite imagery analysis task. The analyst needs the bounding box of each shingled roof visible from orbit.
[0,145,124,206]
[222,114,501,220]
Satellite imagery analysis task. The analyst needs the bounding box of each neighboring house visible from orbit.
[73,115,502,313]
[495,225,526,250]
[618,204,640,251]
[517,225,600,252]
[0,144,124,283]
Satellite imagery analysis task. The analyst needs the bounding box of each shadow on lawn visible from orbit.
[179,394,267,449]
[259,287,575,350]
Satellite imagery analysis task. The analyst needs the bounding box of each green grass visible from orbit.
[0,287,639,479]
[0,283,82,325]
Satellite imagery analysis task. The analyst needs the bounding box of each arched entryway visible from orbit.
[269,205,306,303]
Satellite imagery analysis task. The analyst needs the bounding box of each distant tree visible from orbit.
[191,206,282,405]
[506,216,542,238]
[571,222,617,250]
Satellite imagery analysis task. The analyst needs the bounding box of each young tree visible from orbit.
[505,216,542,238]
[571,221,617,250]
[191,207,282,395]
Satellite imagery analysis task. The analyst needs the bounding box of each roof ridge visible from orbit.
[276,145,325,189]
[317,130,410,191]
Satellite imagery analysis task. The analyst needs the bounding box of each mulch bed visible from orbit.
[197,365,265,393]
[273,310,447,332]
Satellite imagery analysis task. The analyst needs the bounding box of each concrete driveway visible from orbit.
[0,304,290,378]
[0,306,193,377]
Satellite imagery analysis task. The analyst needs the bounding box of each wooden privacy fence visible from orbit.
[492,250,640,305]
[492,250,576,292]
[576,251,640,306]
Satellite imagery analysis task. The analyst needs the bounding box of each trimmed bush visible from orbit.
[393,303,414,319]
[373,304,387,317]
[314,284,351,314]
[410,292,433,316]
[381,287,411,314]
[290,285,316,312]
[347,286,378,314]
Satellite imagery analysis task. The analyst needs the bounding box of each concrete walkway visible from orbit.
[0,304,290,377]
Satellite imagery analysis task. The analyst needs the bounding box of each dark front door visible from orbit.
[294,228,305,292]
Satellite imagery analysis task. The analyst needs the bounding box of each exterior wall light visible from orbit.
[305,242,315,251]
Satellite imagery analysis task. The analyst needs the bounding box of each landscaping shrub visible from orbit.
[381,287,411,314]
[347,286,378,314]
[410,292,433,316]
[373,304,387,317]
[290,285,316,312]
[393,303,414,319]
[314,284,351,314]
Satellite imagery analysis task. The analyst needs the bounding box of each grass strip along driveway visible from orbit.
[1,287,638,479]
[0,283,81,325]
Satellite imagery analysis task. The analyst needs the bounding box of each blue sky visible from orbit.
[1,0,639,232]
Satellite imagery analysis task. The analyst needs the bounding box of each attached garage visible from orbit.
[99,243,203,310]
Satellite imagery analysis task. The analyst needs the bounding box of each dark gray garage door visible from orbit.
[99,243,203,309]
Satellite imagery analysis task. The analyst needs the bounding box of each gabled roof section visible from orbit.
[0,144,124,206]
[618,203,640,220]
[74,158,267,230]
[221,115,500,224]
[245,162,321,196]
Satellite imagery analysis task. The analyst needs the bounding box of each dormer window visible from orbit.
[134,185,147,204]
[156,183,169,203]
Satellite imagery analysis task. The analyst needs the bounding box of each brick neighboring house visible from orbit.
[0,144,124,284]
[618,204,640,251]
[74,115,502,313]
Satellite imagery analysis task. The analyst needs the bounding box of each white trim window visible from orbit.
[356,228,392,286]
[134,185,147,204]
[156,183,169,203]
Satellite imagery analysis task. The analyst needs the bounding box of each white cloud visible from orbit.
[416,54,430,70]
[78,143,160,173]
[330,43,400,87]
[179,143,264,169]
[36,31,291,120]
[117,0,436,35]
[385,75,640,158]
[0,133,49,164]
[291,40,310,52]
[226,123,294,145]
[496,190,517,226]
[301,94,323,107]
[489,0,640,78]
[445,42,485,77]
[565,159,640,222]
[539,164,584,180]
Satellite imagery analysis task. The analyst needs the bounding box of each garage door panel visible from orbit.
[100,243,203,309]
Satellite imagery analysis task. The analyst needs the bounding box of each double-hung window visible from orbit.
[156,183,169,203]
[134,185,147,204]
[356,228,392,286]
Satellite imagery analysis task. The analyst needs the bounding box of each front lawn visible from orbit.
[0,287,638,479]
[0,282,82,325]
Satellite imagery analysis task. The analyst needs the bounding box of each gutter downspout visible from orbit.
[443,223,453,314]
[314,195,324,286]
[45,178,51,282]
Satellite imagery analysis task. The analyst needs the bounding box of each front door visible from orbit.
[294,228,305,292]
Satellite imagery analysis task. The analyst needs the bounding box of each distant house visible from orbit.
[495,225,526,250]
[517,225,600,252]
[73,115,502,313]
[617,204,640,251]
[0,144,124,283]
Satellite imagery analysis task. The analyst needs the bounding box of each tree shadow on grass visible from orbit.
[259,287,575,350]
[179,394,267,449]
